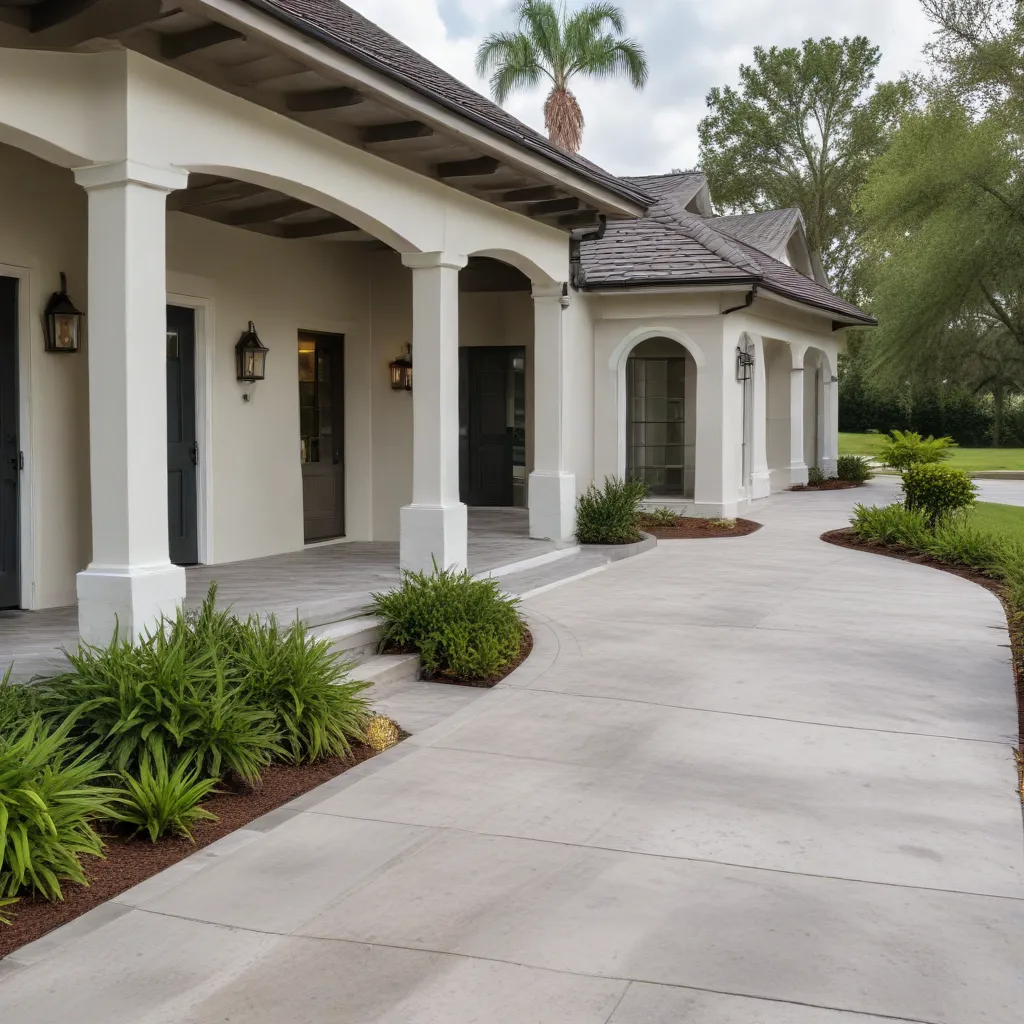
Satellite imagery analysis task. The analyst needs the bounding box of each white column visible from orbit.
[399,252,468,573]
[529,283,575,542]
[74,160,189,644]
[749,334,772,499]
[693,334,740,518]
[789,345,809,486]
[821,373,839,478]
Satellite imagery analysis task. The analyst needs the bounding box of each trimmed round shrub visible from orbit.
[836,455,873,483]
[901,464,977,526]
[576,476,648,544]
[372,566,526,682]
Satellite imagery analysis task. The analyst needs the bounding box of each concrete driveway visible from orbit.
[2,481,1022,1023]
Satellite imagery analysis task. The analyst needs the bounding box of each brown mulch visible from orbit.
[639,517,762,540]
[0,744,383,959]
[422,628,534,689]
[791,479,863,491]
[823,527,1024,750]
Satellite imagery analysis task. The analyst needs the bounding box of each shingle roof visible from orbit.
[711,208,803,258]
[238,0,651,210]
[580,175,874,324]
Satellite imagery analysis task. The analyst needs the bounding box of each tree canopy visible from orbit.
[698,36,914,299]
[475,0,647,153]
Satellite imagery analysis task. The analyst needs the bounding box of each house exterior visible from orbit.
[0,0,873,644]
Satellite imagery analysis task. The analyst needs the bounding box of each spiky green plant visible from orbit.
[0,664,37,738]
[0,716,116,905]
[112,748,218,843]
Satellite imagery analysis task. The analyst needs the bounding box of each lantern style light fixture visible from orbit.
[389,343,413,391]
[735,345,754,382]
[235,321,269,382]
[43,272,83,353]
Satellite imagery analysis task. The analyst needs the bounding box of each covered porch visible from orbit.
[0,509,565,681]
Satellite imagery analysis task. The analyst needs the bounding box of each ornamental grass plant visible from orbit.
[575,476,648,544]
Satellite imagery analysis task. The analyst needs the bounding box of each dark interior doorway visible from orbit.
[299,331,345,542]
[459,346,526,508]
[0,276,19,608]
[166,305,199,565]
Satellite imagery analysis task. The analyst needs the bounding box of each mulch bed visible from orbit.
[791,480,863,491]
[823,527,1024,751]
[420,629,534,689]
[0,744,384,959]
[639,517,762,540]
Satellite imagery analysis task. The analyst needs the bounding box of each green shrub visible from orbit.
[113,748,218,843]
[837,455,873,483]
[993,542,1024,611]
[807,466,826,486]
[372,564,525,681]
[38,602,284,784]
[878,429,956,472]
[0,716,116,907]
[924,519,1004,572]
[641,506,680,528]
[901,464,977,526]
[0,666,37,737]
[575,476,648,544]
[231,617,371,764]
[850,503,932,548]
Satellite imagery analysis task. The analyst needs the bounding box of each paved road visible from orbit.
[2,481,1022,1023]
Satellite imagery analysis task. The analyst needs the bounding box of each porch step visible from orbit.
[352,652,421,689]
[315,615,383,660]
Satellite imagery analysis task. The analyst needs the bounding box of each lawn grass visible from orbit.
[969,502,1024,543]
[839,432,1024,472]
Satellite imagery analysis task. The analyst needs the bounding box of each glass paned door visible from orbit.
[626,355,692,497]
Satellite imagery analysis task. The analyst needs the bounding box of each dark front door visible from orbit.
[460,346,525,507]
[166,305,199,565]
[299,332,345,542]
[0,277,19,608]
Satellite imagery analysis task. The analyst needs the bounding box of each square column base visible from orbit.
[528,471,576,542]
[821,456,837,478]
[400,503,468,573]
[77,562,187,646]
[751,470,772,500]
[692,500,741,519]
[789,462,809,487]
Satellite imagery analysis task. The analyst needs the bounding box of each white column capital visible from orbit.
[531,282,567,301]
[73,160,189,193]
[401,251,468,272]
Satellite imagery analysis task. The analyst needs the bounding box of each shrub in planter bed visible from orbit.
[878,429,956,472]
[0,716,117,911]
[924,519,1005,572]
[850,503,932,548]
[837,455,873,483]
[372,565,525,681]
[901,464,977,526]
[0,667,37,736]
[641,506,680,528]
[113,748,219,843]
[576,476,648,544]
[807,466,826,486]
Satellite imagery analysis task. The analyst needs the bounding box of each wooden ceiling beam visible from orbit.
[363,121,433,145]
[528,197,580,218]
[29,0,96,32]
[160,22,243,60]
[279,217,359,238]
[501,186,561,204]
[437,156,500,179]
[558,210,602,228]
[284,86,363,112]
[225,198,312,225]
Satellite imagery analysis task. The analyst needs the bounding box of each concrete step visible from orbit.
[315,615,383,660]
[352,651,421,689]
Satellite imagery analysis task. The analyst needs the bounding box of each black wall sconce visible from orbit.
[44,272,83,353]
[390,343,413,391]
[236,321,269,383]
[736,346,754,382]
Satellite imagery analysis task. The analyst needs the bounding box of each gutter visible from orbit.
[721,287,757,315]
[569,216,607,290]
[234,0,652,214]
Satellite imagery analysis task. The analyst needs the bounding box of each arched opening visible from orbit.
[625,337,697,499]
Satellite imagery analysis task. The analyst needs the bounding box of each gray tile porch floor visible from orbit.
[0,509,561,681]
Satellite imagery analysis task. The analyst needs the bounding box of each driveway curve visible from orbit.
[2,481,1022,1023]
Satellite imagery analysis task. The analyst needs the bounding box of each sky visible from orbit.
[343,0,938,176]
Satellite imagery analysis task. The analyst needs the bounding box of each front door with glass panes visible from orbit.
[626,351,693,497]
[298,332,345,541]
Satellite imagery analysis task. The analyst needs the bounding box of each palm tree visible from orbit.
[475,1,648,153]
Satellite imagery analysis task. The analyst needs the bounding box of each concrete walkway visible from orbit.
[2,481,1023,1023]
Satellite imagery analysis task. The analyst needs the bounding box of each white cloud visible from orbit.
[346,0,936,175]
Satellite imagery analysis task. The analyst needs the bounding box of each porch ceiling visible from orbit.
[0,0,622,233]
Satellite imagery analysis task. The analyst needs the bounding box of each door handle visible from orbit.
[190,441,199,466]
